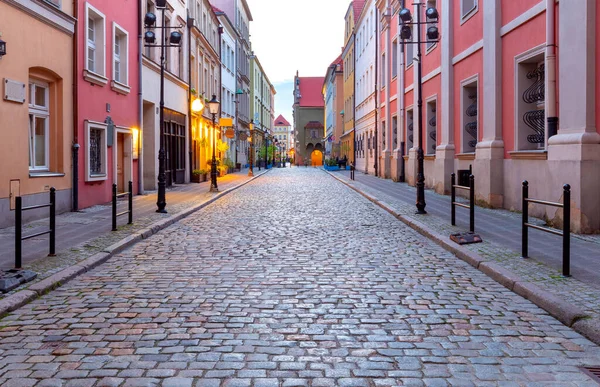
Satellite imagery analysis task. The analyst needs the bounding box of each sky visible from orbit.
[245,0,350,125]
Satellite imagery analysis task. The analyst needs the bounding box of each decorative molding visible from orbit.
[500,1,545,37]
[4,0,75,35]
[111,80,131,95]
[423,67,441,83]
[83,70,108,87]
[508,150,548,160]
[452,39,483,65]
[456,153,476,160]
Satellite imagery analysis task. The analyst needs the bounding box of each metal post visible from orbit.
[72,143,80,211]
[112,184,117,231]
[469,174,475,233]
[156,6,167,213]
[415,3,426,214]
[128,181,133,225]
[563,184,571,277]
[15,196,22,269]
[49,187,56,257]
[522,180,529,258]
[451,173,456,226]
[210,110,219,192]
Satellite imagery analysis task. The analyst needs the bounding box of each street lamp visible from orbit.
[144,0,183,213]
[398,1,439,214]
[248,124,254,176]
[208,95,220,192]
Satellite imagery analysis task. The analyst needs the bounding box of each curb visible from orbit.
[326,171,600,345]
[0,171,269,318]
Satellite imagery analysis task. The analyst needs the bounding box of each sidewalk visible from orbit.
[328,169,600,343]
[0,168,267,296]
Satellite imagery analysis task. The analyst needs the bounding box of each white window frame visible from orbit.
[425,95,437,156]
[514,44,546,152]
[85,120,109,182]
[28,81,50,171]
[84,3,107,86]
[112,22,130,94]
[460,74,479,154]
[461,0,478,24]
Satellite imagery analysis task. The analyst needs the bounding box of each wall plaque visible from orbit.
[3,78,26,104]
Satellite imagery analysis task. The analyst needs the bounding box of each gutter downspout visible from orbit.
[399,0,406,182]
[72,0,79,212]
[374,6,379,176]
[138,0,144,194]
[353,32,357,168]
[187,10,193,182]
[546,0,558,138]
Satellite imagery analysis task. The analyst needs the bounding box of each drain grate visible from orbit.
[581,367,600,384]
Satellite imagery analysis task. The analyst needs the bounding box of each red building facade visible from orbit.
[374,0,600,233]
[75,0,140,210]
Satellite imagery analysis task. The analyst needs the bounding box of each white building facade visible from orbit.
[354,0,378,174]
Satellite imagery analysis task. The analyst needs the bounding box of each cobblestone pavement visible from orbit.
[1,168,600,387]
[0,171,263,298]
[330,170,600,320]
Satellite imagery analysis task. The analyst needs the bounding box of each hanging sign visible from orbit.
[238,132,248,141]
[225,128,235,139]
[219,117,233,127]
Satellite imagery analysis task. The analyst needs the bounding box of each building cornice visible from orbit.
[3,0,76,35]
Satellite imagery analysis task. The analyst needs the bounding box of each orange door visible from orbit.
[311,150,323,166]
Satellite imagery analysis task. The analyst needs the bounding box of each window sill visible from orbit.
[460,7,478,25]
[509,150,547,160]
[406,62,414,70]
[424,155,436,160]
[111,80,131,95]
[86,174,107,182]
[29,172,65,178]
[426,43,438,55]
[83,70,108,87]
[456,152,476,160]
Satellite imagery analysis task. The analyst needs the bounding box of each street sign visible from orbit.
[219,117,233,127]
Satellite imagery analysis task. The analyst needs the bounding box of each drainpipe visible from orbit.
[374,7,379,176]
[138,0,144,194]
[353,33,357,167]
[399,0,406,182]
[187,10,193,182]
[546,0,558,138]
[72,0,79,211]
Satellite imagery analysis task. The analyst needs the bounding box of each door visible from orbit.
[117,133,125,193]
[311,150,323,166]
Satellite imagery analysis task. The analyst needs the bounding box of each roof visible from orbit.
[297,77,325,107]
[305,121,324,129]
[212,6,223,13]
[274,114,291,126]
[329,54,343,69]
[353,0,366,21]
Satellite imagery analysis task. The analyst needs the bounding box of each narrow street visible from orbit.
[1,168,600,387]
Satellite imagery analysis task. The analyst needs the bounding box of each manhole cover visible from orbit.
[581,367,600,384]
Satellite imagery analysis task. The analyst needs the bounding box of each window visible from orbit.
[461,0,477,20]
[516,53,546,151]
[112,23,130,94]
[85,4,107,85]
[381,121,386,149]
[427,0,437,50]
[406,37,414,67]
[28,82,50,170]
[426,98,437,155]
[45,0,60,7]
[406,108,414,151]
[85,121,108,181]
[392,116,398,149]
[392,41,398,78]
[461,77,478,153]
[381,53,386,85]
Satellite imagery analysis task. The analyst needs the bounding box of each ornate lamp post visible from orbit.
[248,124,254,176]
[208,95,220,192]
[143,0,183,213]
[398,1,440,214]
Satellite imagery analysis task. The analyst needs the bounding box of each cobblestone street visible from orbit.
[1,168,600,387]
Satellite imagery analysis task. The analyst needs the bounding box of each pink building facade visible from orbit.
[375,0,600,233]
[76,0,140,210]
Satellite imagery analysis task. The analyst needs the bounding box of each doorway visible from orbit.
[117,133,125,193]
[311,150,323,166]
[114,127,133,194]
